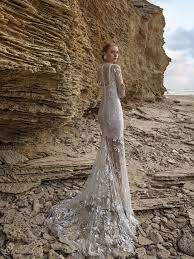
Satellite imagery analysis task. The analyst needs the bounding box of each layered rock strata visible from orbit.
[0,0,170,143]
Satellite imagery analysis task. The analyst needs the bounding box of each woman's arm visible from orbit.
[113,65,126,98]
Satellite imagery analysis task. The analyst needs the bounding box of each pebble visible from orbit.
[31,213,45,225]
[138,226,147,237]
[151,223,160,230]
[167,158,176,164]
[43,232,56,242]
[165,213,175,219]
[178,230,194,256]
[138,235,153,246]
[16,197,29,208]
[161,217,168,223]
[152,216,160,224]
[157,244,171,258]
[48,249,65,259]
[135,247,147,259]
[149,229,163,244]
[175,216,187,223]
[33,198,41,213]
[163,219,177,230]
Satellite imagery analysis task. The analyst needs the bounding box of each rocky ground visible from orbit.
[0,95,194,259]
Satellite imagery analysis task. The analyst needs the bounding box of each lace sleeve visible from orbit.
[113,65,126,98]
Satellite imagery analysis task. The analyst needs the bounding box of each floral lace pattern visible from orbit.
[44,63,139,258]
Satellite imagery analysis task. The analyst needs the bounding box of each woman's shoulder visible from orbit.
[97,63,120,66]
[111,63,120,67]
[97,63,121,71]
[111,64,121,73]
[109,63,121,69]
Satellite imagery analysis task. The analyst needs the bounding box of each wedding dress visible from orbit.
[44,63,139,258]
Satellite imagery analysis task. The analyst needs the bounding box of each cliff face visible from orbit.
[2,4,194,258]
[0,0,170,143]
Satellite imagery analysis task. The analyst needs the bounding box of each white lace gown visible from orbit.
[44,63,139,258]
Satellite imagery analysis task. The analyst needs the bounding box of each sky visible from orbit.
[148,0,194,95]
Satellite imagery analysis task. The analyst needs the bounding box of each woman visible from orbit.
[44,43,139,258]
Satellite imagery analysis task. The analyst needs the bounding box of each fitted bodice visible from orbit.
[97,63,125,101]
[97,63,124,140]
[97,63,117,100]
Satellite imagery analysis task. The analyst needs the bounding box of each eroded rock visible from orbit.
[178,229,194,256]
[0,0,170,143]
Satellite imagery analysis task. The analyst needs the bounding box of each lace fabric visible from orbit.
[44,63,139,258]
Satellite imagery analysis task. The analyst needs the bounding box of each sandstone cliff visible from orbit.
[0,0,170,143]
[1,3,194,258]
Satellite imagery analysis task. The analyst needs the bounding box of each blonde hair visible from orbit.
[101,42,118,61]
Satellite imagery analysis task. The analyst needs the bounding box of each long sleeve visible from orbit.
[113,65,125,98]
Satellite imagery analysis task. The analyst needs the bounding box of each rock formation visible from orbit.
[0,95,194,259]
[0,0,170,143]
[5,2,194,258]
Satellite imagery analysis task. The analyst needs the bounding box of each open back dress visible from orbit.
[44,62,139,258]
